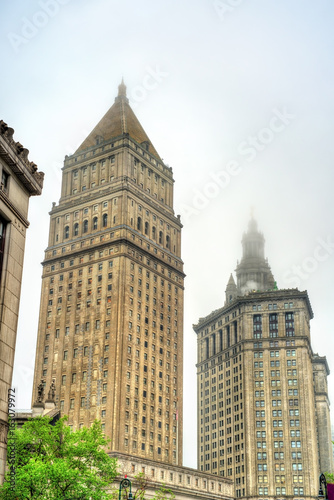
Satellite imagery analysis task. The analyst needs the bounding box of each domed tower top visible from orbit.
[236,217,275,295]
[242,216,265,260]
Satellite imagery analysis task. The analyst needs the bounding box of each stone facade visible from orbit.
[0,120,44,482]
[32,82,184,465]
[312,355,333,474]
[109,452,233,500]
[194,218,333,500]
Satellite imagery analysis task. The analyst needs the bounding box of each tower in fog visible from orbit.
[194,217,332,499]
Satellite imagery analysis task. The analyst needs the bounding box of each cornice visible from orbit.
[194,288,313,331]
[42,234,185,280]
[0,120,44,195]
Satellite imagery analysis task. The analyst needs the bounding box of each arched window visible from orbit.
[145,221,149,235]
[152,227,156,240]
[102,213,108,228]
[93,217,98,230]
[64,226,69,239]
[159,231,163,245]
[83,220,88,233]
[166,235,170,249]
[74,223,79,236]
[137,217,142,231]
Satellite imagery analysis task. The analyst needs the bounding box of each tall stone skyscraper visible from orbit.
[32,82,184,465]
[194,218,332,499]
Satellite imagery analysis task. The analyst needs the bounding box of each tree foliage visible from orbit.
[0,416,118,499]
[325,472,334,484]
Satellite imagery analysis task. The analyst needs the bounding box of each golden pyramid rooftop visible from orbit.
[75,80,161,160]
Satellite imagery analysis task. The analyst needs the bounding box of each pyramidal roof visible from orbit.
[75,80,161,160]
[226,273,236,287]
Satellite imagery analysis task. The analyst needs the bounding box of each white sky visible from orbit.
[2,0,334,469]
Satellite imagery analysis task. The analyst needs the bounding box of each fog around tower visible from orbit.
[1,0,334,468]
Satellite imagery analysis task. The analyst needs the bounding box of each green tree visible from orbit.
[0,416,118,499]
[325,472,334,484]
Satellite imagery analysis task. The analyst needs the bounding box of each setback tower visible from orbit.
[32,82,184,465]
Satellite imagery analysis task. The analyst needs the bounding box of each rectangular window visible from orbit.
[0,217,7,284]
[253,315,262,338]
[1,170,9,192]
[285,312,294,336]
[269,313,278,337]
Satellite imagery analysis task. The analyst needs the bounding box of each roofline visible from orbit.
[193,288,313,331]
[0,120,44,195]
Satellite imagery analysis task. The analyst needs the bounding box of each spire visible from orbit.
[115,78,129,104]
[225,273,237,305]
[235,217,275,295]
[75,81,161,159]
[248,215,258,233]
[118,78,127,97]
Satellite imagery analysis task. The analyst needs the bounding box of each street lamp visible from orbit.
[318,473,328,500]
[119,477,133,500]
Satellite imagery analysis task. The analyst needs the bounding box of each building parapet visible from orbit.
[0,120,44,195]
[109,452,234,500]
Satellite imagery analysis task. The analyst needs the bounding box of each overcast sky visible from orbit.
[2,0,334,468]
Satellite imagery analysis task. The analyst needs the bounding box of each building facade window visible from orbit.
[0,217,7,285]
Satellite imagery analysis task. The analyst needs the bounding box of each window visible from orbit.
[0,218,7,282]
[74,223,79,236]
[64,226,69,239]
[285,312,295,336]
[269,313,278,337]
[103,213,108,227]
[83,220,88,233]
[93,217,98,230]
[253,315,262,338]
[1,170,9,192]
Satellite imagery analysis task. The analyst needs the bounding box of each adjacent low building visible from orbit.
[0,120,44,482]
[110,452,234,500]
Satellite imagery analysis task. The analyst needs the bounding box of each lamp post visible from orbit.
[318,473,328,500]
[119,477,133,500]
